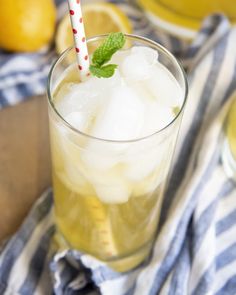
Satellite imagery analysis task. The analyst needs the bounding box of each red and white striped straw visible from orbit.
[67,0,90,80]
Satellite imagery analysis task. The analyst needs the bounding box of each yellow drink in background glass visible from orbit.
[47,35,187,272]
[222,96,236,181]
[138,0,236,39]
[227,100,236,159]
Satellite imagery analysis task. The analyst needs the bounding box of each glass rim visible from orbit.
[47,33,188,144]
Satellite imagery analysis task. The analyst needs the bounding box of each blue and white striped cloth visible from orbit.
[1,1,236,294]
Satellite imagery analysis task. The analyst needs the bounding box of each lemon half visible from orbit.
[56,2,132,55]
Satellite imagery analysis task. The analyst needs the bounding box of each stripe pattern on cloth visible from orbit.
[0,3,236,295]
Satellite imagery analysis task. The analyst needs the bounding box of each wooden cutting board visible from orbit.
[0,95,52,242]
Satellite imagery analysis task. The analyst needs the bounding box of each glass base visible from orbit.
[222,139,236,182]
[53,230,153,273]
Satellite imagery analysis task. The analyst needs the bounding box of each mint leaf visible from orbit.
[92,33,125,67]
[89,33,125,78]
[90,64,117,78]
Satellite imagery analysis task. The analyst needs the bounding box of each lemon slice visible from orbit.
[58,172,118,257]
[85,196,118,258]
[56,2,132,55]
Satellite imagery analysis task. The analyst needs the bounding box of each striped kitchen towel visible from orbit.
[1,6,236,295]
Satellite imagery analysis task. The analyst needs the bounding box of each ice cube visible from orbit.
[120,46,158,81]
[80,83,146,172]
[90,84,145,140]
[131,46,158,64]
[93,181,131,204]
[121,77,177,137]
[65,112,90,133]
[81,146,122,171]
[50,124,66,170]
[87,168,131,204]
[55,71,122,118]
[144,64,183,107]
[81,83,145,170]
[52,127,91,195]
[122,82,175,136]
[61,163,89,194]
[124,145,164,181]
[84,70,122,93]
[123,133,175,182]
[122,63,180,136]
[142,101,175,136]
[121,54,150,81]
[54,83,77,117]
[58,131,85,172]
[55,82,98,117]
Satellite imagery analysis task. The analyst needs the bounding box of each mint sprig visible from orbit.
[89,64,117,78]
[89,32,125,78]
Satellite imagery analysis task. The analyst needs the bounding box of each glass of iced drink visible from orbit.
[47,34,188,272]
[222,95,236,181]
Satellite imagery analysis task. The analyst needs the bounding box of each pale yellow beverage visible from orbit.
[222,96,236,181]
[226,99,236,160]
[47,35,187,272]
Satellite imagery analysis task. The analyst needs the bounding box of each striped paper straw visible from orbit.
[67,0,90,80]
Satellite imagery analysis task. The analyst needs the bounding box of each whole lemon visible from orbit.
[0,0,56,52]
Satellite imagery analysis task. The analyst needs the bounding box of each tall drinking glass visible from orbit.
[222,94,236,181]
[47,34,188,272]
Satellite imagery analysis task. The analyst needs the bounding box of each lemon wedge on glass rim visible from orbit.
[56,2,132,55]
